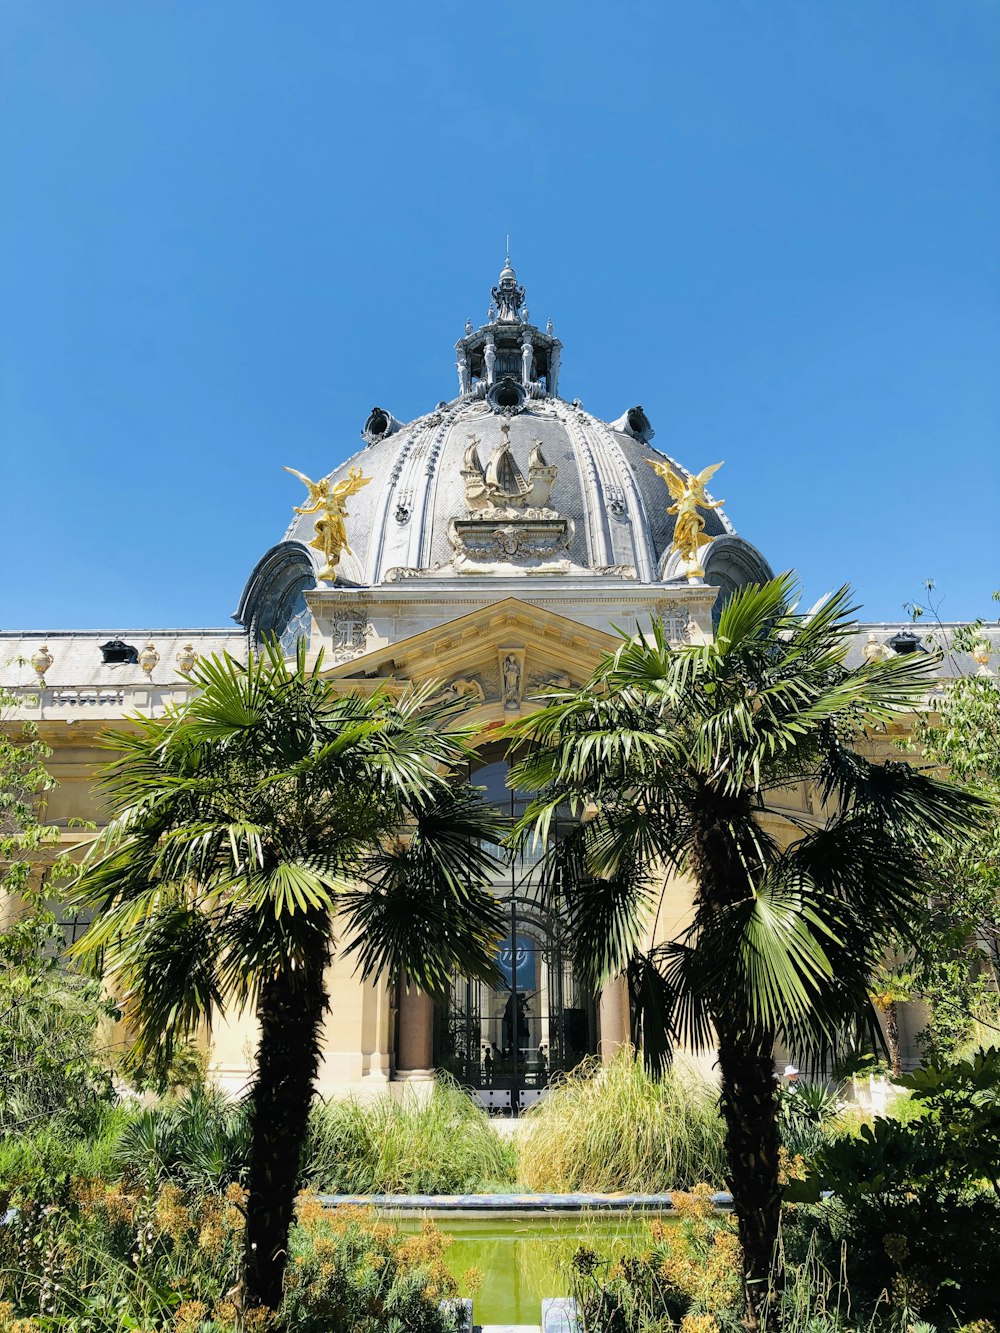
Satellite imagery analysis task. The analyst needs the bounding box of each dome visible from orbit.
[237,261,771,641]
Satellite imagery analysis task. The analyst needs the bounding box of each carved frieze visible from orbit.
[449,517,574,563]
[655,603,694,646]
[329,610,374,663]
[429,676,486,706]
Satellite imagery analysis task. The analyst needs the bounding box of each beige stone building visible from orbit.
[3,261,994,1107]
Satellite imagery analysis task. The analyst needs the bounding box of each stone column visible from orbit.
[396,983,434,1079]
[598,975,630,1063]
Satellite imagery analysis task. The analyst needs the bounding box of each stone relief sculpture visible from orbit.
[530,670,572,690]
[285,465,372,582]
[547,344,561,397]
[521,335,534,386]
[330,613,373,661]
[502,653,522,709]
[483,336,497,386]
[647,459,725,580]
[430,676,486,706]
[456,348,471,396]
[461,424,558,515]
[526,439,557,509]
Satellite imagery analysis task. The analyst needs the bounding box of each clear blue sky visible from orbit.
[2,1,998,629]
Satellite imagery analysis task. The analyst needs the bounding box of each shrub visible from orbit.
[568,1188,743,1331]
[784,1048,1000,1324]
[284,1199,471,1333]
[302,1078,516,1195]
[0,1102,136,1208]
[112,1084,251,1193]
[518,1051,727,1193]
[0,1179,470,1333]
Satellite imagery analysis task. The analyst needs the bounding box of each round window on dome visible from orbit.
[487,377,526,415]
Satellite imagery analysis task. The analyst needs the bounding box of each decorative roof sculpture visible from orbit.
[240,260,772,613]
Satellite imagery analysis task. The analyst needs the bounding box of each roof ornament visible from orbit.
[31,644,53,685]
[492,256,526,324]
[461,424,557,514]
[284,465,372,582]
[648,459,725,581]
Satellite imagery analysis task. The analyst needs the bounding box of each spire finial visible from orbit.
[493,252,525,322]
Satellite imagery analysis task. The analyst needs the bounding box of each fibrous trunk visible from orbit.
[243,926,329,1314]
[885,1001,902,1079]
[716,1022,783,1331]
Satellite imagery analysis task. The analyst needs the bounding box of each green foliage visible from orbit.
[302,1080,517,1195]
[568,1188,744,1331]
[284,1201,469,1333]
[113,1084,252,1194]
[72,640,507,1063]
[898,1046,1000,1196]
[0,1179,470,1333]
[508,575,980,1069]
[517,1050,727,1193]
[0,904,117,1137]
[0,1176,249,1333]
[777,1079,842,1160]
[785,1049,1000,1324]
[69,638,508,1308]
[0,683,60,900]
[899,590,1000,1060]
[0,684,113,1139]
[0,1103,136,1209]
[506,575,982,1324]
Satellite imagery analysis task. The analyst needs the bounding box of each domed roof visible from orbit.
[238,261,771,638]
[281,395,741,584]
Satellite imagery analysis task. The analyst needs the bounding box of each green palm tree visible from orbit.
[505,576,982,1330]
[72,640,505,1315]
[868,963,918,1077]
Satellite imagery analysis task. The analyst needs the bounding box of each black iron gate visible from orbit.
[437,755,596,1114]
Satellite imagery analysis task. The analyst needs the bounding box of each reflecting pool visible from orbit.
[397,1211,671,1326]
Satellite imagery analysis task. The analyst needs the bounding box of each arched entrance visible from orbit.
[436,754,598,1114]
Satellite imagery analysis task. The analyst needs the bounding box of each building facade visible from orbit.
[2,261,993,1104]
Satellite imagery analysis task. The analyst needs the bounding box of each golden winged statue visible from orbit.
[284,465,371,581]
[646,459,725,578]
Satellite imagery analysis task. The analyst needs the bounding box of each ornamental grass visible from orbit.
[302,1077,518,1195]
[517,1050,727,1194]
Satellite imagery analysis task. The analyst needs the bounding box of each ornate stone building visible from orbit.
[2,261,995,1105]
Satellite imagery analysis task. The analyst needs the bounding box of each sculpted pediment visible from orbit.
[320,598,617,721]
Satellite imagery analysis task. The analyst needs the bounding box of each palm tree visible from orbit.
[505,576,982,1330]
[868,964,917,1077]
[72,640,505,1315]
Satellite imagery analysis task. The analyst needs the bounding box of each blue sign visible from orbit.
[496,933,537,990]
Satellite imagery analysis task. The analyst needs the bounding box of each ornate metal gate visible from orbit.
[438,755,596,1114]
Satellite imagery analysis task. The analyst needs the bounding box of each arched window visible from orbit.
[434,748,598,1114]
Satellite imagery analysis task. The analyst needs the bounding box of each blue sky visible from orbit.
[2,1,997,629]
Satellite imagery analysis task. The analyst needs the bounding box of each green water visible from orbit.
[398,1212,667,1326]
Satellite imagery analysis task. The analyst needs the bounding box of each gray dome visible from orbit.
[280,396,745,584]
[238,260,771,635]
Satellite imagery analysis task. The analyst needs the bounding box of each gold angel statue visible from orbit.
[284,465,371,581]
[646,459,725,578]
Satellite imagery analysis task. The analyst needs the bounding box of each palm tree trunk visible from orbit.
[885,1001,902,1079]
[716,1021,783,1332]
[243,925,329,1315]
